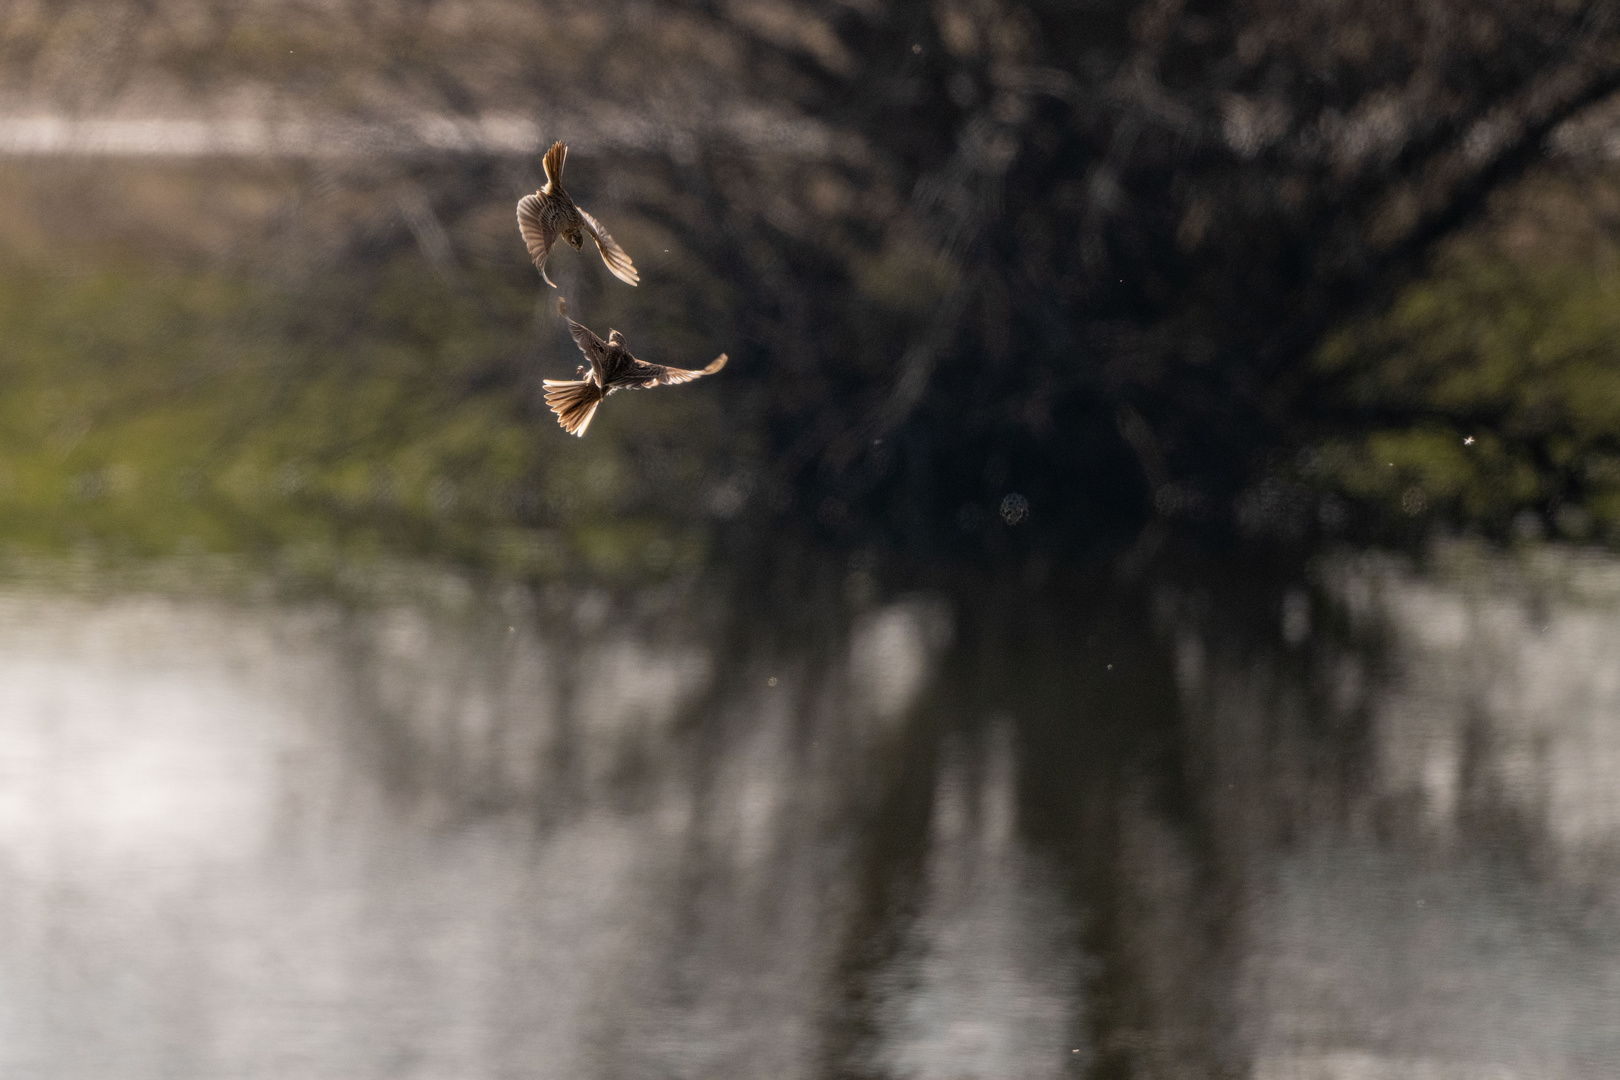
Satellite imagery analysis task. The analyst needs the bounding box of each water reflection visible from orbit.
[873,723,1081,1080]
[1171,545,1620,1080]
[0,546,1616,1077]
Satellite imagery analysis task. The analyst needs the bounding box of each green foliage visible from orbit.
[1309,245,1620,535]
[0,259,725,580]
[856,240,960,317]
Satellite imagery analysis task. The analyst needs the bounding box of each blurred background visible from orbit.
[1,0,1620,1076]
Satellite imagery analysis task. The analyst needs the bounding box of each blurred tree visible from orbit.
[8,0,1620,554]
[652,0,1620,547]
[1307,167,1620,540]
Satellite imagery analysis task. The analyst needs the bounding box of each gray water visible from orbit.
[0,545,1617,1079]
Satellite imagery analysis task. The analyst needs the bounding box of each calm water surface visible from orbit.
[0,546,1617,1079]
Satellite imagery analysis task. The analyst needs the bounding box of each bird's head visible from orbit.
[607,330,626,346]
[564,226,585,251]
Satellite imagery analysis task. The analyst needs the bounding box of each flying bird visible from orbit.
[544,298,727,437]
[517,141,639,287]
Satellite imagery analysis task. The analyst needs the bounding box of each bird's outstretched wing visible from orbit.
[557,297,610,385]
[576,205,639,286]
[517,193,559,287]
[624,353,728,388]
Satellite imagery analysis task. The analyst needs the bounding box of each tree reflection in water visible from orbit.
[0,546,1614,1077]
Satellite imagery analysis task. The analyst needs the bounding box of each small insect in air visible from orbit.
[516,141,639,287]
[544,298,727,437]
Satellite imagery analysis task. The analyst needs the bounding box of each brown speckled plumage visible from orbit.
[543,298,727,436]
[516,141,639,287]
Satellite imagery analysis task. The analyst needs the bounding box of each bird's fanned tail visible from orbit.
[543,378,603,436]
[542,140,567,192]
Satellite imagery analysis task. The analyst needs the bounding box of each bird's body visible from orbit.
[544,298,727,436]
[517,142,639,287]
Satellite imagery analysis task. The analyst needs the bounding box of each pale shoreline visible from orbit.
[0,108,850,160]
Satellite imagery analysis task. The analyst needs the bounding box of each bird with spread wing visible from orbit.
[544,298,727,436]
[516,141,639,287]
